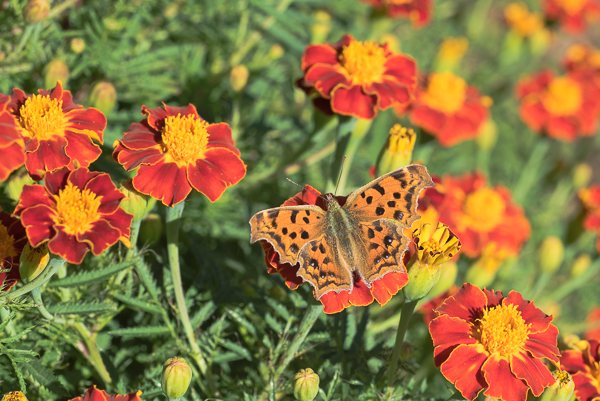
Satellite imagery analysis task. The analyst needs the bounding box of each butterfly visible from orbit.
[249,164,434,300]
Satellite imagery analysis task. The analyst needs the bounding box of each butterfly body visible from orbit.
[250,164,433,300]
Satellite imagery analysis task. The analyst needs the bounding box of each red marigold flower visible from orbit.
[517,70,600,141]
[401,72,491,147]
[300,35,417,119]
[259,184,408,314]
[421,172,530,259]
[68,385,143,401]
[0,211,26,291]
[429,283,560,401]
[419,286,458,326]
[563,44,600,77]
[14,167,132,265]
[561,340,600,401]
[543,0,600,32]
[113,103,246,206]
[0,82,106,181]
[364,0,432,26]
[579,186,600,253]
[586,307,600,341]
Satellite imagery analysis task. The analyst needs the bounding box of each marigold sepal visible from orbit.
[539,371,575,401]
[19,243,49,282]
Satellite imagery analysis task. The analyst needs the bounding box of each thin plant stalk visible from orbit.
[386,299,418,385]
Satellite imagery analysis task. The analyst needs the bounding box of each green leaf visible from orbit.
[46,302,116,315]
[107,326,170,338]
[48,261,134,288]
[111,293,161,315]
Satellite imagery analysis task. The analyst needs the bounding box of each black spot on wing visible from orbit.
[372,184,385,195]
[290,210,298,223]
[375,207,385,216]
[301,231,309,239]
[303,216,310,224]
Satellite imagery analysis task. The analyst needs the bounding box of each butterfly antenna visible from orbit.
[333,155,347,195]
[285,177,302,188]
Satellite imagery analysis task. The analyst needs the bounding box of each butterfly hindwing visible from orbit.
[249,205,327,265]
[344,164,434,228]
[358,219,409,283]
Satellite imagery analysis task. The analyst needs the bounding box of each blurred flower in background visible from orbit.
[543,0,600,32]
[0,212,26,292]
[561,339,600,401]
[68,386,143,401]
[364,0,432,26]
[579,186,600,252]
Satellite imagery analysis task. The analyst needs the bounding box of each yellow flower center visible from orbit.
[463,187,505,233]
[421,72,467,114]
[413,223,461,266]
[54,182,102,235]
[474,303,530,357]
[161,114,210,166]
[555,0,587,14]
[387,124,416,154]
[0,225,17,261]
[1,392,28,401]
[542,77,583,116]
[505,3,544,36]
[18,94,65,140]
[340,40,387,85]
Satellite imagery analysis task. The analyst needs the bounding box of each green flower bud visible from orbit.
[540,371,574,401]
[311,10,331,43]
[45,60,69,89]
[570,254,591,278]
[139,213,163,245]
[19,244,50,283]
[475,118,497,151]
[294,368,320,401]
[90,81,117,115]
[25,0,50,23]
[119,181,155,220]
[162,357,192,400]
[70,38,86,54]
[539,236,564,274]
[573,163,592,189]
[4,170,34,203]
[230,65,249,92]
[377,124,416,175]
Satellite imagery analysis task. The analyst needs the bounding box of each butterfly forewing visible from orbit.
[249,205,327,265]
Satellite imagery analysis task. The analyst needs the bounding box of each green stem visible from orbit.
[166,202,207,375]
[0,307,16,336]
[2,258,64,302]
[31,287,55,321]
[128,218,142,255]
[71,322,112,384]
[386,299,418,385]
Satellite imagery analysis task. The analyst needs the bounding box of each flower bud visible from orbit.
[573,163,592,189]
[119,181,155,220]
[269,44,285,60]
[475,118,497,151]
[377,124,416,175]
[538,236,564,274]
[90,81,117,115]
[540,371,574,401]
[4,170,34,202]
[570,254,591,278]
[294,368,320,401]
[19,244,49,283]
[45,60,69,89]
[162,357,192,400]
[230,65,249,92]
[139,213,163,245]
[311,10,331,43]
[428,261,457,298]
[70,38,86,54]
[25,0,50,23]
[434,37,469,72]
[465,244,512,287]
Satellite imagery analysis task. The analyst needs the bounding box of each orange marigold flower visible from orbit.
[505,2,546,37]
[517,70,600,141]
[364,0,432,26]
[421,173,530,259]
[402,72,491,147]
[419,285,458,326]
[563,44,600,94]
[113,103,246,206]
[543,0,600,32]
[0,212,26,291]
[579,186,600,253]
[429,283,560,401]
[0,82,106,181]
[561,340,600,401]
[259,184,408,314]
[300,35,417,119]
[14,167,132,265]
[585,307,600,341]
[69,385,143,401]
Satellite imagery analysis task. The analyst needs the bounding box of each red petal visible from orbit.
[301,44,338,70]
[505,292,553,333]
[370,271,408,305]
[24,138,70,178]
[304,64,348,97]
[0,141,25,181]
[63,131,102,167]
[77,219,122,256]
[19,204,55,246]
[439,343,487,400]
[48,229,90,264]
[572,372,600,401]
[560,349,586,372]
[347,278,375,307]
[144,103,198,131]
[206,122,239,154]
[524,325,560,361]
[437,283,488,322]
[384,55,417,86]
[44,167,70,194]
[187,148,246,202]
[102,208,133,239]
[85,173,124,214]
[120,122,160,150]
[114,143,164,170]
[510,352,555,396]
[67,167,99,190]
[64,107,106,141]
[320,290,352,314]
[0,111,21,144]
[482,355,529,401]
[132,162,192,207]
[430,315,476,365]
[14,185,53,213]
[331,85,377,119]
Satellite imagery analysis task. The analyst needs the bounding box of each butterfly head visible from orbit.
[323,193,342,211]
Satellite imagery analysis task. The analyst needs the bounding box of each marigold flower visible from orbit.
[402,72,491,147]
[299,35,417,119]
[113,103,246,206]
[585,308,600,341]
[0,82,106,181]
[1,392,28,401]
[364,0,432,26]
[0,212,26,291]
[69,386,143,401]
[561,339,600,401]
[563,44,600,94]
[517,70,600,141]
[14,167,132,265]
[259,184,408,314]
[421,172,530,259]
[579,186,600,253]
[434,37,469,71]
[419,286,457,325]
[376,124,416,175]
[429,283,560,401]
[543,0,600,32]
[505,2,546,37]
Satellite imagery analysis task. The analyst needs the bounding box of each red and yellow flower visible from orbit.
[259,184,409,314]
[561,340,600,401]
[0,212,26,291]
[505,2,547,37]
[429,283,560,401]
[364,0,432,26]
[586,307,600,341]
[401,72,491,147]
[563,44,600,94]
[420,172,530,259]
[543,0,600,32]
[14,167,132,265]
[517,70,600,141]
[300,35,417,119]
[579,186,600,253]
[69,386,142,401]
[0,82,106,181]
[113,103,246,207]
